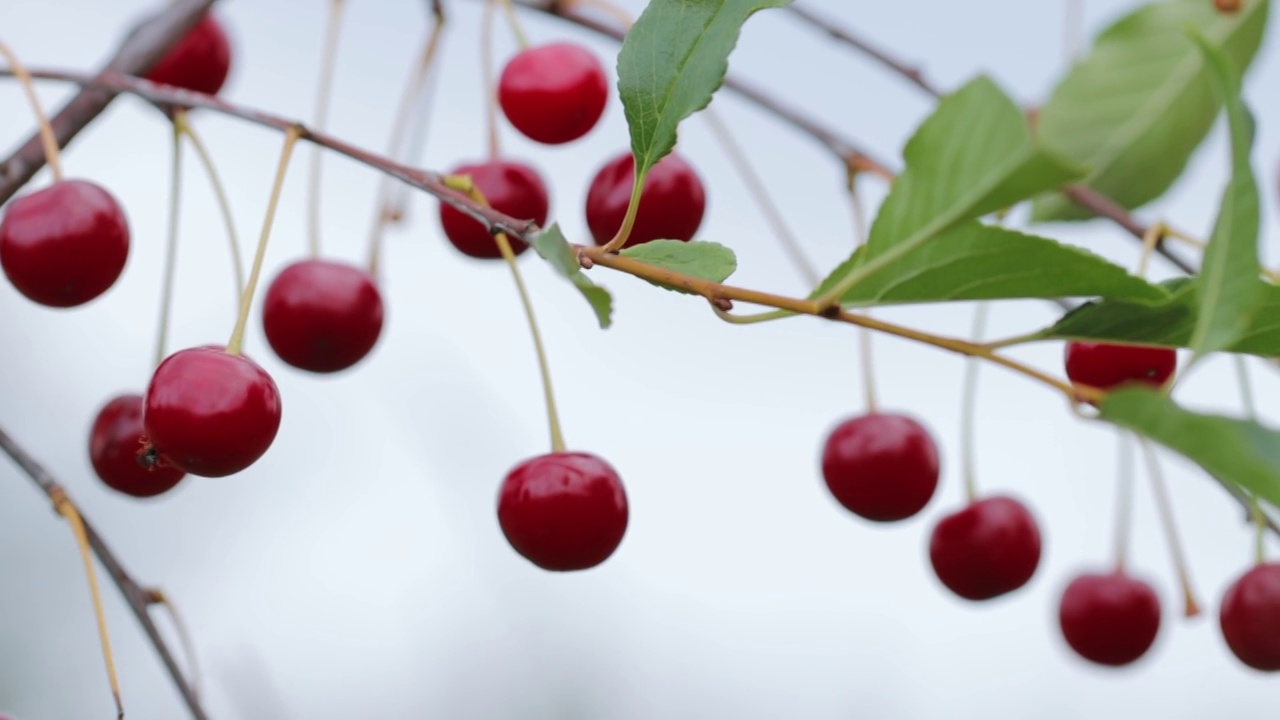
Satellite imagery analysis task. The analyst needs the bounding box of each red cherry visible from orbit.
[1064,342,1176,392]
[143,346,282,477]
[585,151,706,249]
[498,42,609,145]
[929,495,1042,601]
[820,412,939,522]
[1219,563,1280,671]
[438,160,548,259]
[144,14,232,96]
[1058,571,1161,666]
[497,451,628,571]
[261,259,384,373]
[0,179,129,308]
[89,394,186,498]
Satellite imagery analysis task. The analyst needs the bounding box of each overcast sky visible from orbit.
[0,1,1277,718]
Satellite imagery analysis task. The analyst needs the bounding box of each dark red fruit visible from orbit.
[497,452,628,571]
[929,495,1042,601]
[498,42,608,145]
[821,413,939,522]
[1064,342,1176,391]
[586,151,706,249]
[1219,563,1280,671]
[144,14,232,96]
[89,394,186,498]
[143,346,282,477]
[0,179,129,308]
[438,160,548,259]
[262,259,384,373]
[1058,571,1161,666]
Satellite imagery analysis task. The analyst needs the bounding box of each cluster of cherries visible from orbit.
[2,10,1275,675]
[820,341,1279,671]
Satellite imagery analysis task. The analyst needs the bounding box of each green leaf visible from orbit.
[531,224,613,329]
[619,240,737,293]
[1031,0,1269,220]
[618,0,789,178]
[1034,279,1280,357]
[1185,29,1265,361]
[1101,387,1280,509]
[814,75,1085,303]
[822,223,1165,306]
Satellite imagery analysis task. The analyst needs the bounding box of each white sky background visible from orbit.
[0,0,1277,717]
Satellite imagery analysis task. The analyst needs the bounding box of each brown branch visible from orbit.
[0,0,220,206]
[0,425,208,720]
[784,2,943,99]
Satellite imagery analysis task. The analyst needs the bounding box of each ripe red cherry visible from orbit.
[144,13,232,96]
[497,451,628,571]
[89,394,186,498]
[438,160,548,259]
[1058,571,1162,666]
[0,179,129,308]
[586,151,706,249]
[929,495,1042,601]
[820,413,939,522]
[1064,342,1176,391]
[1219,563,1280,671]
[143,346,282,477]
[498,42,609,145]
[261,259,384,373]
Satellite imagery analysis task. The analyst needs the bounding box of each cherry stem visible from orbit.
[1139,438,1202,618]
[1112,432,1136,572]
[0,39,63,182]
[155,115,185,369]
[1233,355,1268,565]
[565,0,636,28]
[711,306,793,324]
[147,589,203,702]
[847,169,879,416]
[1234,355,1257,420]
[51,487,124,718]
[367,10,447,277]
[306,0,347,260]
[959,302,989,504]
[446,175,566,453]
[226,126,303,356]
[482,0,502,160]
[1135,222,1168,278]
[602,172,646,253]
[498,0,531,49]
[702,105,819,286]
[178,114,246,300]
[1251,498,1268,565]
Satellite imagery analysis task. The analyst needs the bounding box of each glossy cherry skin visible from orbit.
[438,160,548,259]
[143,346,282,477]
[0,179,129,308]
[586,152,706,249]
[144,14,232,96]
[1219,563,1280,671]
[1058,571,1161,666]
[498,42,609,145]
[1064,342,1176,392]
[929,495,1042,601]
[497,452,628,571]
[262,259,384,373]
[89,394,186,498]
[821,413,939,522]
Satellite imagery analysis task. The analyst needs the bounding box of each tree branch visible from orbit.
[0,0,221,205]
[0,425,208,720]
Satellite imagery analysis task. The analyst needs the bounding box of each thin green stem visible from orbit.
[1140,438,1201,617]
[847,170,878,415]
[711,307,795,324]
[179,116,245,300]
[1251,497,1267,565]
[1234,355,1257,419]
[1112,433,1135,571]
[155,116,184,369]
[446,175,565,453]
[482,0,501,160]
[602,174,646,253]
[306,0,347,259]
[959,302,990,503]
[702,105,818,286]
[227,127,302,356]
[981,331,1044,351]
[0,39,63,181]
[498,0,531,48]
